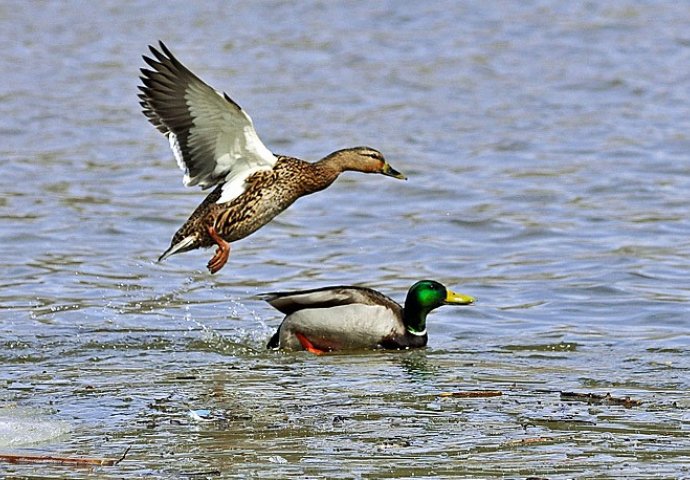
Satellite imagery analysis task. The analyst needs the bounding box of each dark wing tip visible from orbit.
[223,92,242,111]
[141,55,160,70]
[148,41,164,57]
[158,41,175,58]
[146,41,178,68]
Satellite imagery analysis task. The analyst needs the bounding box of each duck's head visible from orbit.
[327,146,407,180]
[403,280,475,335]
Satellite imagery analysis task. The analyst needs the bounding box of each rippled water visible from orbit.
[1,1,689,478]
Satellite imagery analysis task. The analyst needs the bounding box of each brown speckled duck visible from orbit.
[138,42,406,274]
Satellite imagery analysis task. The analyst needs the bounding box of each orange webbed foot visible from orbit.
[294,332,328,355]
[206,225,230,274]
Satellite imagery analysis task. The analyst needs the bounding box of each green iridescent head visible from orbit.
[403,280,475,335]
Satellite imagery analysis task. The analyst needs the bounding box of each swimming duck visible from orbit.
[263,280,475,354]
[138,42,406,274]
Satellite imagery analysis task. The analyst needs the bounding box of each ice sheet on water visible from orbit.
[0,406,70,447]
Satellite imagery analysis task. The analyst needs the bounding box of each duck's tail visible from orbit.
[267,330,280,349]
[158,234,198,262]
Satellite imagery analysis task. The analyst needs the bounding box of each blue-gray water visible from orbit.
[1,1,689,478]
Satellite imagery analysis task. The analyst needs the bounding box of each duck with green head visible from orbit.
[263,280,475,354]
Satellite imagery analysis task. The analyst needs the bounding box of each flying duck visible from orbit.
[138,42,406,273]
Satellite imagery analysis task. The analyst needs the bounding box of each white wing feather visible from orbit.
[183,85,276,188]
[139,43,277,194]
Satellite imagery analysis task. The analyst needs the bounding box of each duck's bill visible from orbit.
[382,163,407,180]
[444,290,475,305]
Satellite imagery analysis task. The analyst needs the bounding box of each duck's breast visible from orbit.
[214,160,310,240]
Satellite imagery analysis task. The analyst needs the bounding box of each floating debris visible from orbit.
[188,409,252,424]
[502,436,564,447]
[438,390,503,398]
[0,446,130,466]
[560,391,642,408]
[180,469,221,477]
[188,409,213,422]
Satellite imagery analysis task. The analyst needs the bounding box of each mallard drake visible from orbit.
[263,280,475,354]
[138,42,406,274]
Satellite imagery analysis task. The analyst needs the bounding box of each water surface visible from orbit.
[1,1,689,478]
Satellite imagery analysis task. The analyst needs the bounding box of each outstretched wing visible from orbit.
[260,285,402,316]
[138,41,277,194]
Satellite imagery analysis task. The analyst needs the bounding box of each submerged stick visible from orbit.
[438,390,503,398]
[0,446,130,466]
